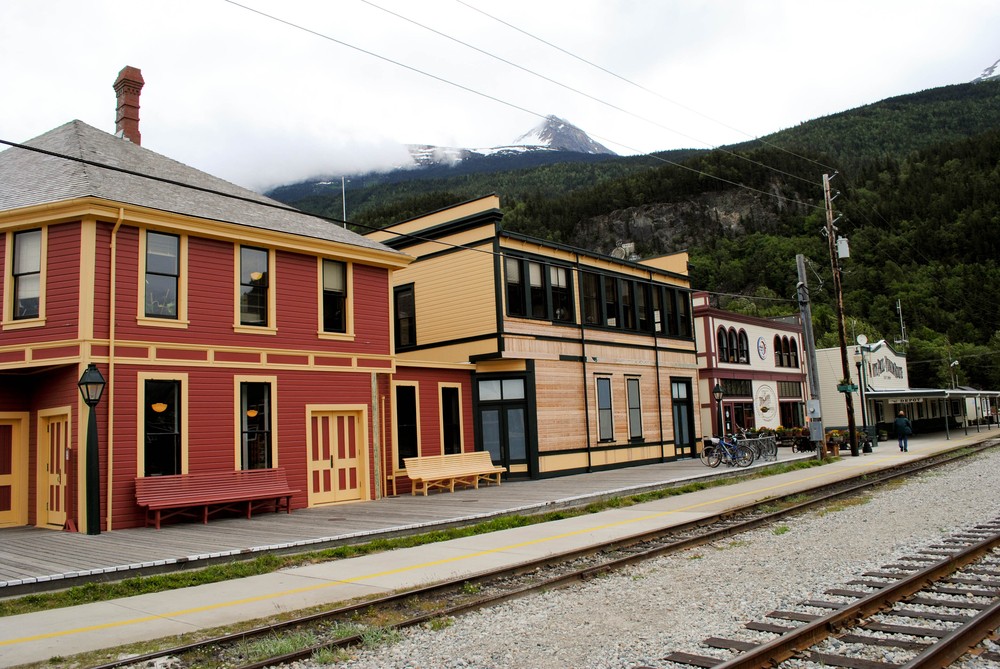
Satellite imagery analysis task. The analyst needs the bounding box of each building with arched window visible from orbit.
[693,293,808,437]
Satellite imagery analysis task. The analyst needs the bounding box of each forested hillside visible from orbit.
[271,80,1000,390]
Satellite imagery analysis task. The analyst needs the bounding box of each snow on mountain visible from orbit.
[973,57,1000,83]
[511,115,615,154]
[407,115,614,168]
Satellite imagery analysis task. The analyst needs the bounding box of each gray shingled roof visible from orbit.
[0,120,400,256]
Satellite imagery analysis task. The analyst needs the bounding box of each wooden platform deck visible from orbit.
[0,451,808,595]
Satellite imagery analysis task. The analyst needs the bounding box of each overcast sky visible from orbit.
[2,0,998,191]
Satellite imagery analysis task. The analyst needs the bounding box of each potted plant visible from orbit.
[826,429,843,443]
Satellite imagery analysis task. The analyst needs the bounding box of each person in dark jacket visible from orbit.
[894,410,912,452]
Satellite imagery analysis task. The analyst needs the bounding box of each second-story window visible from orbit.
[145,232,179,319]
[12,229,41,320]
[322,259,347,333]
[240,246,269,327]
[551,266,572,322]
[505,256,575,324]
[582,272,601,325]
[395,284,416,348]
[505,257,525,317]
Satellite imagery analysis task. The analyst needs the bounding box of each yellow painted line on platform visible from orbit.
[0,454,901,648]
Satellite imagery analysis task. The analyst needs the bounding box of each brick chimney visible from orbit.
[113,66,144,145]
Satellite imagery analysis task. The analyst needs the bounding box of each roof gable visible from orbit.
[0,120,399,256]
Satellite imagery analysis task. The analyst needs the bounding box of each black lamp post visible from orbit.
[854,347,870,452]
[713,382,725,437]
[78,363,106,535]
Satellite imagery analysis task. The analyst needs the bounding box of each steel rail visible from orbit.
[709,525,1000,669]
[88,441,997,669]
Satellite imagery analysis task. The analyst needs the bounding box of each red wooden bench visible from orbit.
[135,468,298,529]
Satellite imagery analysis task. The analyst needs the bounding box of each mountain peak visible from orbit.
[512,115,616,155]
[973,57,1000,83]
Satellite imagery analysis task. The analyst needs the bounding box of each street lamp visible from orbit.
[713,382,725,437]
[78,363,106,535]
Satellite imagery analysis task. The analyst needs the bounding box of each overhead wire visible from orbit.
[455,0,840,176]
[222,0,823,213]
[360,0,821,189]
[0,136,782,310]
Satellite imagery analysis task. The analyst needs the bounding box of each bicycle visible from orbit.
[733,426,778,462]
[701,434,755,468]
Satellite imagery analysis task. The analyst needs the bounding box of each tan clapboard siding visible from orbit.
[534,359,587,453]
[538,451,589,473]
[589,443,664,468]
[502,334,581,360]
[368,196,500,242]
[396,339,498,365]
[396,230,493,259]
[408,250,496,345]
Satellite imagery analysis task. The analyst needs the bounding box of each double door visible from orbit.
[477,377,527,475]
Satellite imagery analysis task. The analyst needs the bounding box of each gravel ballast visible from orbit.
[320,447,1000,669]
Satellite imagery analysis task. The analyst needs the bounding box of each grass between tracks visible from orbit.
[0,457,832,618]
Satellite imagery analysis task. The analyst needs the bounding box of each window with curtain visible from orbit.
[12,229,41,320]
[322,259,347,333]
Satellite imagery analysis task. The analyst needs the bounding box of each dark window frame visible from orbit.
[394,283,416,349]
[240,381,272,470]
[322,259,347,333]
[596,376,614,442]
[144,379,181,476]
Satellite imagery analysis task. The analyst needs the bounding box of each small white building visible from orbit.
[816,340,1000,440]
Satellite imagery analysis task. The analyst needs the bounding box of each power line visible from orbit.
[223,0,823,214]
[361,0,820,189]
[455,0,839,176]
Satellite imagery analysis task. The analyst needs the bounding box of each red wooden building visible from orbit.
[0,68,409,531]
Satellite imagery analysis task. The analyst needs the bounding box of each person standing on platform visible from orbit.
[894,410,912,452]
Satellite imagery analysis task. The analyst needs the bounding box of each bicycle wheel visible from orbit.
[762,437,777,461]
[735,444,755,467]
[703,445,722,468]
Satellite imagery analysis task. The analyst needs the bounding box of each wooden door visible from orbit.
[43,414,70,528]
[307,411,363,505]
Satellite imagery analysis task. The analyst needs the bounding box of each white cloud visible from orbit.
[2,0,998,190]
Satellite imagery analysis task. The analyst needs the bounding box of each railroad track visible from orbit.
[90,441,997,669]
[660,519,1000,668]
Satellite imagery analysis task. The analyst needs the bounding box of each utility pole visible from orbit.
[796,254,824,459]
[823,173,859,456]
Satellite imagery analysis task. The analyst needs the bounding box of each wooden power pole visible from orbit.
[823,173,859,456]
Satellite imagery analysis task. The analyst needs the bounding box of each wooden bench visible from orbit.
[135,468,298,529]
[404,451,506,496]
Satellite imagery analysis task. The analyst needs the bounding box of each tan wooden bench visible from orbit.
[135,467,298,529]
[404,451,506,496]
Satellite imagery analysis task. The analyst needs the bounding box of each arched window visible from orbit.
[789,338,799,368]
[774,335,782,367]
[728,328,739,363]
[717,327,729,363]
[781,336,791,368]
[737,330,750,363]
